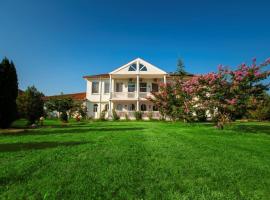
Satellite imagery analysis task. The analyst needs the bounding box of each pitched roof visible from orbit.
[43,92,86,101]
[110,58,167,74]
[18,89,24,95]
[83,73,109,79]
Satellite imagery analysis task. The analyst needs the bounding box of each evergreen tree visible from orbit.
[0,58,18,128]
[175,58,187,77]
[17,86,44,124]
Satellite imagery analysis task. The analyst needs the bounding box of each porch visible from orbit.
[116,111,160,120]
[111,100,160,119]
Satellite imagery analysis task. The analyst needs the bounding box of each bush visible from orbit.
[147,111,153,120]
[195,109,207,122]
[60,112,68,122]
[248,94,270,121]
[100,109,106,121]
[112,109,119,121]
[125,113,129,121]
[17,86,44,125]
[134,111,142,120]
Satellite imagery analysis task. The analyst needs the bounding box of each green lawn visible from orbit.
[0,120,270,200]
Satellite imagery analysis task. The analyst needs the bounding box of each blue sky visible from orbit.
[0,0,269,95]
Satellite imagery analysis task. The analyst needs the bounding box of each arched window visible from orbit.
[116,104,123,111]
[128,104,135,111]
[141,104,147,111]
[153,105,158,111]
[104,104,109,111]
[128,63,137,71]
[139,64,147,71]
[93,104,98,112]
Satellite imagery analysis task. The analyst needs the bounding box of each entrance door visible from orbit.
[93,104,99,118]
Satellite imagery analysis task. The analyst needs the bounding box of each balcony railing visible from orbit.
[111,92,153,99]
[116,111,160,119]
[112,92,136,99]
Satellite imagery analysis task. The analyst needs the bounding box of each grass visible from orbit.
[0,119,270,200]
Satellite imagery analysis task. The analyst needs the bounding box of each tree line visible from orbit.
[0,57,86,128]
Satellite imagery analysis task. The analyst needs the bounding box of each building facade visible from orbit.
[83,58,172,119]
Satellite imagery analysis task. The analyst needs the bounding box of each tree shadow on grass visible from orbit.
[24,123,134,129]
[228,124,270,135]
[44,124,132,129]
[0,141,89,152]
[0,127,146,136]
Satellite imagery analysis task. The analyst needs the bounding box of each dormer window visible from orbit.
[128,63,137,71]
[139,64,147,71]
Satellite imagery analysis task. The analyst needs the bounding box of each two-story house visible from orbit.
[83,58,173,119]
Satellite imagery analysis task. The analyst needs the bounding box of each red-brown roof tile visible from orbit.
[43,92,86,101]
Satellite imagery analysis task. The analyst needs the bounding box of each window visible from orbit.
[140,83,147,92]
[128,104,135,111]
[116,104,122,111]
[152,83,159,92]
[128,82,135,92]
[139,64,147,71]
[104,82,110,93]
[153,105,158,111]
[116,82,123,92]
[92,82,99,94]
[104,104,109,111]
[93,104,98,112]
[141,104,147,111]
[128,63,137,71]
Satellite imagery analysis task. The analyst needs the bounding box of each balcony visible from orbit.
[111,92,153,100]
[111,92,136,99]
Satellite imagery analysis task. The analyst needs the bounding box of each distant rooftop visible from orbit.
[43,92,86,101]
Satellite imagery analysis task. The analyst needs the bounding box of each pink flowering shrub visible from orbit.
[149,58,270,128]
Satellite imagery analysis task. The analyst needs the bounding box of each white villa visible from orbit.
[83,58,176,119]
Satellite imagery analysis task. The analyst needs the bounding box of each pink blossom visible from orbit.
[226,98,237,105]
[218,64,223,71]
[254,71,260,77]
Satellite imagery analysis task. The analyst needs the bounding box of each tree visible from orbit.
[175,58,187,77]
[148,81,188,121]
[69,101,87,120]
[247,93,270,121]
[0,58,18,128]
[182,58,270,129]
[149,57,270,128]
[45,97,74,122]
[17,86,44,124]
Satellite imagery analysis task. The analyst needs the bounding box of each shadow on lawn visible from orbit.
[26,123,134,129]
[229,124,270,135]
[0,127,146,136]
[0,141,88,152]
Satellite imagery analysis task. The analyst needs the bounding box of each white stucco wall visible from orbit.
[86,78,110,102]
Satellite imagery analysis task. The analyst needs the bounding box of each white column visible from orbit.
[136,74,139,98]
[163,75,167,84]
[112,78,115,93]
[136,60,140,111]
[109,75,112,114]
[99,78,102,117]
[109,75,112,98]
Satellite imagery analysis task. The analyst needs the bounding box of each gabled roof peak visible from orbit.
[110,58,167,75]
